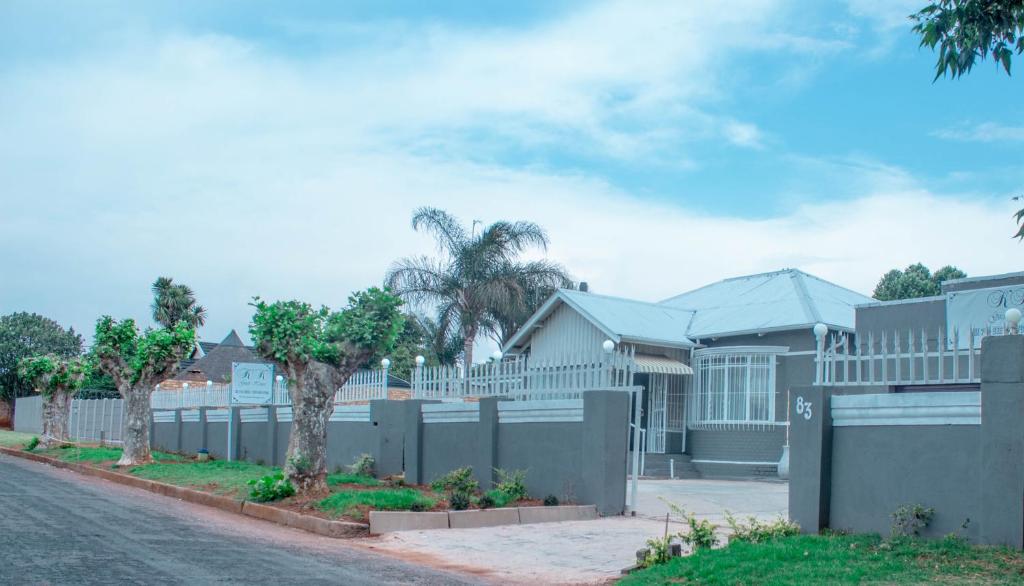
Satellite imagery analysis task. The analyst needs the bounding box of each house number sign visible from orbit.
[796,396,812,420]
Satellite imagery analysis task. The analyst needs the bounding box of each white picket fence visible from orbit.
[150,370,390,409]
[817,325,1005,387]
[411,348,638,400]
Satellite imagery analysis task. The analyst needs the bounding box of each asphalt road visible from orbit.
[0,453,483,585]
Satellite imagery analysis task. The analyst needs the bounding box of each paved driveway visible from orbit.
[367,479,789,584]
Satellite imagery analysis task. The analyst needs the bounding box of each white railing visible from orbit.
[150,371,389,410]
[816,324,1009,387]
[411,348,638,401]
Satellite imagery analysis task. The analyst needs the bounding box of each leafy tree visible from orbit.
[873,263,968,301]
[490,261,574,347]
[912,0,1024,79]
[18,355,88,447]
[151,276,207,329]
[93,317,195,466]
[420,315,464,367]
[386,207,569,366]
[249,288,403,493]
[363,314,440,381]
[0,312,83,413]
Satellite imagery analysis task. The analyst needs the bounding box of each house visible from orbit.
[502,268,874,477]
[160,330,270,389]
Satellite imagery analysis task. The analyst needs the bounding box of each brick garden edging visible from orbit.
[0,446,369,538]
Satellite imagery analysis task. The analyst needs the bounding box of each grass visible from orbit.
[41,445,187,464]
[327,471,381,487]
[0,429,38,448]
[130,460,278,497]
[620,533,1024,585]
[317,488,436,520]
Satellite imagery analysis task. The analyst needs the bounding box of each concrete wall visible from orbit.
[13,396,42,434]
[790,335,1024,546]
[149,392,631,515]
[687,428,786,478]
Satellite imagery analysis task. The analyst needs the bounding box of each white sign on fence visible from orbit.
[231,362,275,404]
[946,285,1024,349]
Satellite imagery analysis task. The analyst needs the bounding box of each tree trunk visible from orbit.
[462,326,477,369]
[118,385,153,466]
[284,362,335,493]
[40,390,73,448]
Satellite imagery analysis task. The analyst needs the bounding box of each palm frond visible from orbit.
[411,207,467,255]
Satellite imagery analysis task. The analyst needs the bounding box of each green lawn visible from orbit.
[130,460,278,497]
[317,488,436,520]
[0,429,37,448]
[41,445,186,464]
[620,533,1024,585]
[327,471,381,487]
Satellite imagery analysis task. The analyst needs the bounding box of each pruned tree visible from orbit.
[0,312,83,416]
[249,288,404,493]
[93,317,195,466]
[18,355,88,447]
[151,276,207,329]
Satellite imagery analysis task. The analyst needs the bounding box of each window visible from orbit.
[691,349,776,425]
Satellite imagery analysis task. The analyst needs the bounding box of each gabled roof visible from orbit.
[503,289,697,352]
[660,269,872,338]
[174,330,267,383]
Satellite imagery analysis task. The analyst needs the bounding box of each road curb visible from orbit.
[0,446,369,538]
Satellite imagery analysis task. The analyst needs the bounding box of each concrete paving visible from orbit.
[366,478,789,584]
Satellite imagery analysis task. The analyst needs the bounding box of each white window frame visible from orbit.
[690,346,785,427]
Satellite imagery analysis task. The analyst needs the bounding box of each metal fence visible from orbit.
[150,370,390,409]
[816,323,1012,387]
[411,347,638,400]
[70,398,125,445]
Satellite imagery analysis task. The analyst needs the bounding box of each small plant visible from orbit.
[477,493,496,509]
[891,504,935,538]
[640,535,674,568]
[23,436,40,452]
[494,468,528,503]
[725,512,800,543]
[247,472,296,503]
[288,455,313,476]
[350,453,375,477]
[665,500,719,550]
[431,467,478,494]
[449,490,471,511]
[543,495,560,507]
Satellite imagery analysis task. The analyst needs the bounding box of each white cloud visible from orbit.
[933,122,1024,143]
[1,1,1018,358]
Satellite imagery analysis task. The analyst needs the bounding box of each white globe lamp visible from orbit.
[602,339,615,353]
[813,323,828,339]
[415,355,425,367]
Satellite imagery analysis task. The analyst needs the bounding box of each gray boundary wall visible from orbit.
[151,391,630,515]
[14,396,42,433]
[790,335,1024,546]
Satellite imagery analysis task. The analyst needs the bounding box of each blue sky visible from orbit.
[1,0,1022,349]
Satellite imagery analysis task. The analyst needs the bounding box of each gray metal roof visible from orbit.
[661,269,873,338]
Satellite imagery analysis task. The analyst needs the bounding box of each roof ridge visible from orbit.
[659,269,797,304]
[789,270,822,324]
[792,269,874,300]
[562,288,696,314]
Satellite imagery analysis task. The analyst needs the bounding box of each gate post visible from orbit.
[789,385,832,533]
[979,334,1024,547]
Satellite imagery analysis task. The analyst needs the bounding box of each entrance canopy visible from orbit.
[633,354,693,375]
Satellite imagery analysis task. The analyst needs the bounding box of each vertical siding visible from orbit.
[529,304,608,361]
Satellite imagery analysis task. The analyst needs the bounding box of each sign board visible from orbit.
[946,286,1024,349]
[231,362,275,404]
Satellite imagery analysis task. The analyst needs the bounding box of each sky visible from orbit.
[1,0,1022,354]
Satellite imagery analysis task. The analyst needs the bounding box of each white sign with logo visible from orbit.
[231,362,275,404]
[946,285,1024,349]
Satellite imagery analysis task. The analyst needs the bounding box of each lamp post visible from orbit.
[381,358,391,399]
[813,323,828,384]
[491,350,503,362]
[1007,308,1022,335]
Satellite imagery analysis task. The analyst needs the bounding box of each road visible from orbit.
[0,453,484,585]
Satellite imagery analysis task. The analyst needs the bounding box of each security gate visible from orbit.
[646,374,668,453]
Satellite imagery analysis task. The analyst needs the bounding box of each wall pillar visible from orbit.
[267,406,278,467]
[478,398,501,490]
[174,408,183,454]
[198,407,209,452]
[581,390,630,515]
[230,406,241,461]
[403,402,426,485]
[980,335,1024,548]
[789,385,832,533]
[371,400,406,477]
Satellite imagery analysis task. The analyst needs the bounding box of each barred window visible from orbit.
[692,350,776,424]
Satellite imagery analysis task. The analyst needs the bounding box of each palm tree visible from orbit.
[386,207,570,366]
[151,277,207,329]
[490,260,574,347]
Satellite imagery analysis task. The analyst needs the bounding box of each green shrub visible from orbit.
[23,436,39,452]
[494,468,528,503]
[725,512,800,543]
[477,493,496,509]
[247,472,296,502]
[350,453,375,477]
[543,495,559,507]
[891,504,935,538]
[449,490,471,511]
[641,535,675,568]
[431,467,478,494]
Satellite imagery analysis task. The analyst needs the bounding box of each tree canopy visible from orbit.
[93,317,197,389]
[872,263,967,301]
[18,355,88,398]
[151,276,207,329]
[0,312,83,406]
[386,207,570,366]
[912,0,1024,79]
